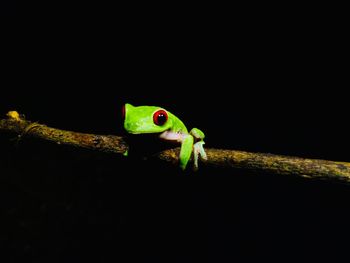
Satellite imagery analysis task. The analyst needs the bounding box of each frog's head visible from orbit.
[123,103,173,134]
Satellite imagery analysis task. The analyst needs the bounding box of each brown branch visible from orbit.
[1,111,350,182]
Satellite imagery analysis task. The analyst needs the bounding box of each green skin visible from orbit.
[123,103,207,170]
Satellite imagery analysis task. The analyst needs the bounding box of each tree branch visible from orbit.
[1,111,350,182]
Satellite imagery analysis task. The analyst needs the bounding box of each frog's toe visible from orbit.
[194,141,207,160]
[193,141,207,170]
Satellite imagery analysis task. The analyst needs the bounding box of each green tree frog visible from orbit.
[122,103,207,170]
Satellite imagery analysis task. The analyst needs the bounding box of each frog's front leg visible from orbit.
[159,129,206,170]
[159,131,193,170]
[179,135,194,170]
[190,128,207,169]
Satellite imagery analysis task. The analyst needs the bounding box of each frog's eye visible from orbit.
[153,109,168,126]
[122,105,126,120]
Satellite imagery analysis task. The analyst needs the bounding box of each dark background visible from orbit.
[0,0,16,16]
[1,5,349,262]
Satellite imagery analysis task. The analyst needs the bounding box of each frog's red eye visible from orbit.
[153,109,168,126]
[122,105,126,120]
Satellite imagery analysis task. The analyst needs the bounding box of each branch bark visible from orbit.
[1,111,350,182]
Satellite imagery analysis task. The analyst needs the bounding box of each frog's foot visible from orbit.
[193,141,207,170]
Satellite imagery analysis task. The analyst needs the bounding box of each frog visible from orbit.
[122,103,207,170]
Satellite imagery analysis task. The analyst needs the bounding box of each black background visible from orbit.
[0,0,16,16]
[1,5,350,262]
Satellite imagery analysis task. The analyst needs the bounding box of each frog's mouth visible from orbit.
[127,129,164,135]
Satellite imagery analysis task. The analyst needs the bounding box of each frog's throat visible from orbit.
[159,130,188,143]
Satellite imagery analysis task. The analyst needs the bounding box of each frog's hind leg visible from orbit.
[190,128,205,140]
